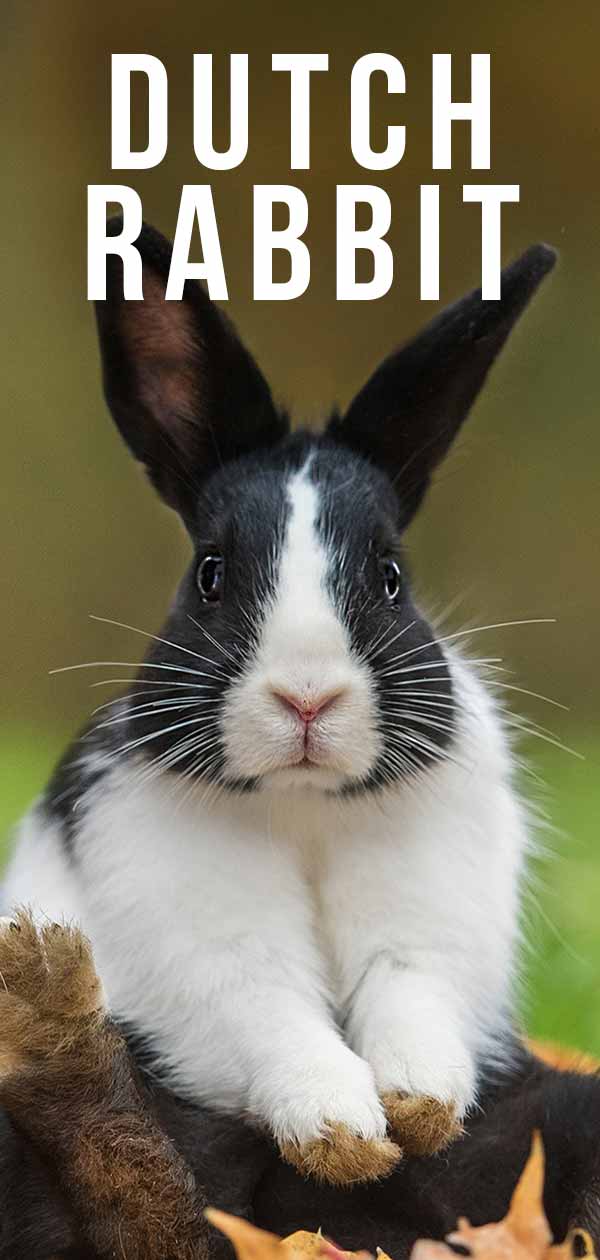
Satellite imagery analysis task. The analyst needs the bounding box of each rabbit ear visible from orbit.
[95,219,286,521]
[328,244,557,524]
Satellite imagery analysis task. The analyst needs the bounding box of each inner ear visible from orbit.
[128,271,200,428]
[95,220,287,522]
[120,270,207,493]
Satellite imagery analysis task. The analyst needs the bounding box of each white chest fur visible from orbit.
[4,657,528,1146]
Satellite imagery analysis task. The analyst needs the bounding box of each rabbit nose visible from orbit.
[272,689,344,724]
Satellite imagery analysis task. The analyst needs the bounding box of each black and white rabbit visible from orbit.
[2,221,556,1184]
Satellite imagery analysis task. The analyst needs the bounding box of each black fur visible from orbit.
[2,1044,600,1259]
[328,244,557,522]
[96,219,287,523]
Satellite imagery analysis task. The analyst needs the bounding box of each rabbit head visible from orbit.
[95,223,555,795]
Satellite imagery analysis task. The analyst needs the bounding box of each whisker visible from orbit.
[381,657,503,678]
[492,682,569,710]
[382,693,455,709]
[110,715,208,760]
[362,617,397,660]
[381,618,555,669]
[118,727,223,797]
[89,678,216,692]
[367,620,417,663]
[95,699,214,729]
[387,730,448,757]
[380,711,455,736]
[51,660,224,681]
[504,717,584,761]
[91,684,218,713]
[187,615,241,668]
[173,750,225,813]
[89,615,230,679]
[383,741,439,778]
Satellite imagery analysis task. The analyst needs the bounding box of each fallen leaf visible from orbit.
[205,1208,284,1260]
[411,1133,597,1260]
[205,1211,368,1260]
[207,1134,597,1260]
[284,1233,343,1259]
[529,1042,600,1076]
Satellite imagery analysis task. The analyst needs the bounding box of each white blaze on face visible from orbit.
[222,465,381,788]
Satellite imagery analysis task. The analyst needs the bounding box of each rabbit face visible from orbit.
[129,430,454,795]
[93,219,555,796]
[216,445,450,791]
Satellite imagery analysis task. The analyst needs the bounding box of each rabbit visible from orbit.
[2,218,557,1186]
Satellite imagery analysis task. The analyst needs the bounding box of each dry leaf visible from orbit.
[287,1232,371,1260]
[529,1041,600,1076]
[206,1133,597,1260]
[205,1208,285,1260]
[548,1231,597,1260]
[411,1134,597,1260]
[205,1211,368,1260]
[438,1132,551,1260]
[283,1232,328,1259]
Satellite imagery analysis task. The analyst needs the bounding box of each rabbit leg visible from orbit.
[345,955,475,1157]
[0,910,210,1260]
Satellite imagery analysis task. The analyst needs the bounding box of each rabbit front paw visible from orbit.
[279,1123,400,1185]
[381,1090,463,1155]
[363,1024,474,1156]
[256,1047,401,1185]
[0,909,105,1078]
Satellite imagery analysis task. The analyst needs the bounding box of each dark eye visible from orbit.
[197,555,224,603]
[379,557,401,602]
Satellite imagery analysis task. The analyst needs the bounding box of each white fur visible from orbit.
[3,467,528,1148]
[223,468,380,789]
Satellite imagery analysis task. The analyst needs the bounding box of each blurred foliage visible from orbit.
[523,737,600,1054]
[1,2,598,1051]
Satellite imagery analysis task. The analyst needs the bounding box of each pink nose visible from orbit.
[273,690,341,724]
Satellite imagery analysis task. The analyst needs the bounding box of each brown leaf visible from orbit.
[506,1132,552,1254]
[284,1232,331,1259]
[207,1135,597,1260]
[529,1042,600,1076]
[548,1230,597,1260]
[205,1211,371,1260]
[412,1133,552,1260]
[205,1208,284,1260]
[411,1245,457,1260]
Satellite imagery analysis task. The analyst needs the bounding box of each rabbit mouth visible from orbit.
[255,723,373,784]
[288,742,335,771]
[261,758,353,792]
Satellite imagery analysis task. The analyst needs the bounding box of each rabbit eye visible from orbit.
[380,557,401,602]
[197,555,224,603]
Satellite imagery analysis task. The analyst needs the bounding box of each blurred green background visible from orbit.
[2,1,599,1052]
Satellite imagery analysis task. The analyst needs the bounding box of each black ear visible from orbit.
[94,219,287,521]
[328,244,557,523]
